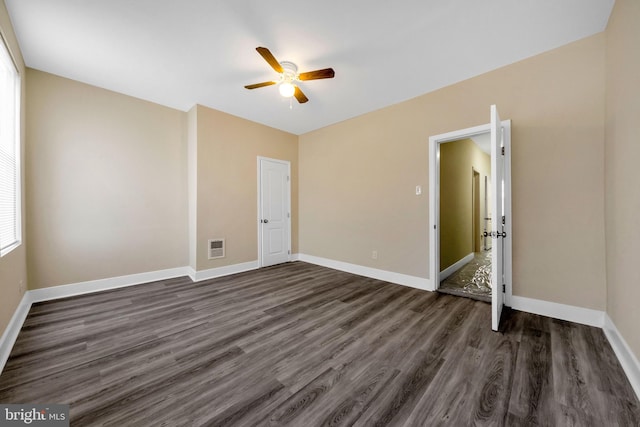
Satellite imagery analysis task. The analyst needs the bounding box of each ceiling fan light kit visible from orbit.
[244,47,335,104]
[278,82,295,98]
[277,61,297,98]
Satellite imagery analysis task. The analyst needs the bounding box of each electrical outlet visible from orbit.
[372,250,378,260]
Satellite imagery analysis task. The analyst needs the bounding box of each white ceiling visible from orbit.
[5,0,614,135]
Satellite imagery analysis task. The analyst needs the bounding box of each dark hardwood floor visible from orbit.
[0,262,638,426]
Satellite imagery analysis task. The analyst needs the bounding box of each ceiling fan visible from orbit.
[244,47,335,104]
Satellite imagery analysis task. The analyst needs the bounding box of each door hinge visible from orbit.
[502,284,506,293]
[287,212,290,218]
[501,146,505,155]
[288,250,291,255]
[502,215,505,225]
[287,175,290,182]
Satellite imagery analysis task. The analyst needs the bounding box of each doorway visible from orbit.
[428,106,512,331]
[258,157,291,267]
[437,139,492,303]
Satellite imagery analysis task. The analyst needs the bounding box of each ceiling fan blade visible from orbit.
[294,86,309,104]
[244,81,277,90]
[298,68,335,81]
[256,47,283,73]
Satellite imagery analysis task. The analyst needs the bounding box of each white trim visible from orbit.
[0,261,260,375]
[429,123,493,292]
[603,314,640,400]
[190,260,260,282]
[257,157,292,267]
[6,260,265,309]
[29,267,189,303]
[439,252,474,282]
[0,292,33,374]
[186,266,197,282]
[1,262,638,401]
[510,295,605,327]
[428,118,512,305]
[290,253,300,261]
[430,123,491,144]
[298,254,430,291]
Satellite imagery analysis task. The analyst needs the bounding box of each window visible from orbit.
[0,36,20,256]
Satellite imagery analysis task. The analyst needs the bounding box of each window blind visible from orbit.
[0,37,20,256]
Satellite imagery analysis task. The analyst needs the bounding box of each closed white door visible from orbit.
[490,105,505,331]
[259,158,291,267]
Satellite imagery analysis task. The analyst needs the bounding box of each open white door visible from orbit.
[259,158,291,267]
[490,105,505,331]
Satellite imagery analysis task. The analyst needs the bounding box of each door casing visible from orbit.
[428,120,512,308]
[257,156,292,267]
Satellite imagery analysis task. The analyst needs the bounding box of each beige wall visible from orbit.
[0,0,27,338]
[3,4,622,346]
[26,69,188,288]
[193,105,298,270]
[440,139,490,270]
[300,33,607,310]
[23,74,297,287]
[2,1,635,367]
[605,0,640,360]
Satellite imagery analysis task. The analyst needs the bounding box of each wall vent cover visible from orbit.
[208,238,225,259]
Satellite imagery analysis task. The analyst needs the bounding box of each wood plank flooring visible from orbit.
[0,262,638,426]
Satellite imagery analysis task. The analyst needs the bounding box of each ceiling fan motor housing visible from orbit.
[279,61,298,83]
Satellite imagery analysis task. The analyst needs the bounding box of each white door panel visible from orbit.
[259,158,290,267]
[490,105,504,331]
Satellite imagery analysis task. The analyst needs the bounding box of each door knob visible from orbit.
[262,219,269,224]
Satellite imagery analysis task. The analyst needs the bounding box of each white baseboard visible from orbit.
[190,260,260,282]
[507,296,640,399]
[0,261,263,375]
[29,267,190,303]
[439,252,474,282]
[2,259,638,403]
[187,266,197,282]
[0,292,33,375]
[603,314,640,400]
[510,295,605,327]
[298,254,430,291]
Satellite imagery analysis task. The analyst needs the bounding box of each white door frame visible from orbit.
[428,120,512,306]
[257,156,292,267]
